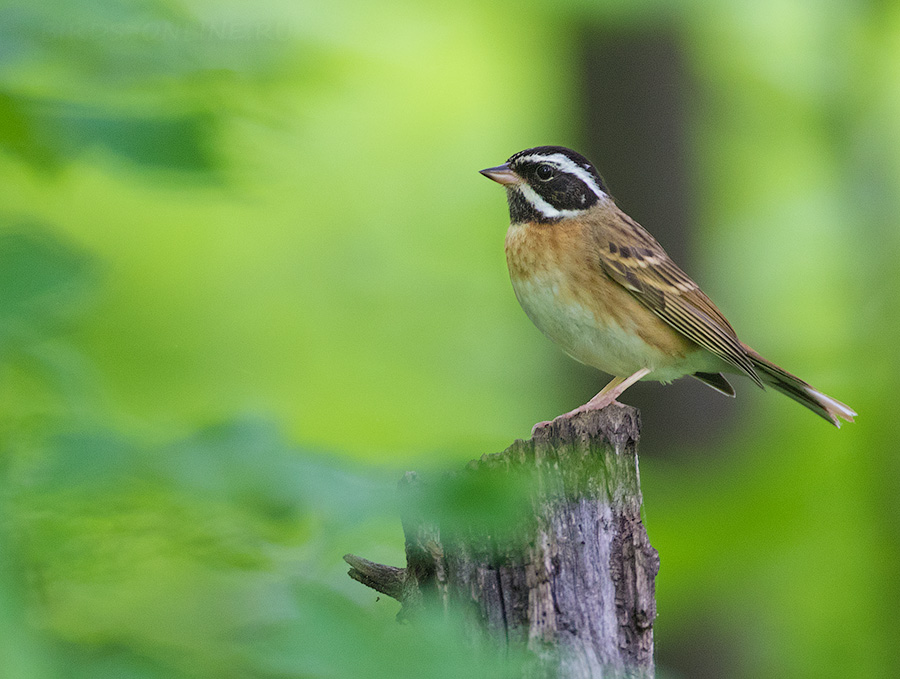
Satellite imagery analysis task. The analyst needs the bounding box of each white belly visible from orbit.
[511,273,714,382]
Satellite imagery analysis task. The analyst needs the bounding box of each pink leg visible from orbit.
[582,368,651,410]
[532,368,651,435]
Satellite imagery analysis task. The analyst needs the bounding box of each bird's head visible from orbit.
[480,146,610,224]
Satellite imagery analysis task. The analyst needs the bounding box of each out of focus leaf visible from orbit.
[32,429,146,490]
[0,92,218,173]
[6,415,535,679]
[234,581,528,679]
[158,417,398,523]
[55,644,176,679]
[411,465,537,544]
[0,227,97,323]
[0,2,289,86]
[0,91,56,169]
[0,0,294,174]
[49,104,219,172]
[23,416,397,531]
[0,527,55,679]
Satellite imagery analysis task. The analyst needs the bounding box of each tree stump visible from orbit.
[344,405,659,679]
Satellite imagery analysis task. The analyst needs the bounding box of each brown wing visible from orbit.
[590,207,763,387]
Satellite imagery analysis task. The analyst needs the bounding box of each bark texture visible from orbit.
[345,404,658,679]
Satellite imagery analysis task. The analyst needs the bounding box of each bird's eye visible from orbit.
[536,164,554,180]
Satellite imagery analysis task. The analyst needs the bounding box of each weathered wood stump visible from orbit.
[345,405,658,679]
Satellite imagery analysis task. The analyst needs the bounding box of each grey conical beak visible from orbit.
[479,163,520,186]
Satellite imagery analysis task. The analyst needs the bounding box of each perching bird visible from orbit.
[480,146,855,428]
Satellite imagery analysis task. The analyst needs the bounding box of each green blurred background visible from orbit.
[0,0,897,677]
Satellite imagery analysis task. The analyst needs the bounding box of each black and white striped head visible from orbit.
[480,146,610,224]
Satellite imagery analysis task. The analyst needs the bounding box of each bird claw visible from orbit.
[530,397,626,438]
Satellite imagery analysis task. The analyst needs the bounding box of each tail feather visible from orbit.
[742,345,856,428]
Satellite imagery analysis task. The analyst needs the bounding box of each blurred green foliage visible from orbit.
[0,0,897,677]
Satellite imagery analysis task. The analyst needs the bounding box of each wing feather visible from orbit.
[591,209,763,386]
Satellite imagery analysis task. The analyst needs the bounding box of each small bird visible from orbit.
[480,146,856,428]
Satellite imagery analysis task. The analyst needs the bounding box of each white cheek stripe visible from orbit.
[516,184,584,220]
[517,153,607,200]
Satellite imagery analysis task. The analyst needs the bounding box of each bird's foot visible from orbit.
[530,395,622,436]
[529,368,649,438]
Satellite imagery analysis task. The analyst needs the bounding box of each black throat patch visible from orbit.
[506,187,562,224]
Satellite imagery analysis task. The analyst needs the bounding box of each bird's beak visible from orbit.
[479,163,520,186]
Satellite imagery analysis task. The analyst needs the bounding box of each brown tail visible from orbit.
[742,344,856,427]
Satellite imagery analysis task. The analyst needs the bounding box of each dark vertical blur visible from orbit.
[568,25,738,458]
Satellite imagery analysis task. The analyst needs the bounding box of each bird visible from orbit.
[480,145,856,429]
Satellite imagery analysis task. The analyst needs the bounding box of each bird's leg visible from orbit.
[589,375,627,401]
[583,368,650,410]
[531,368,651,435]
